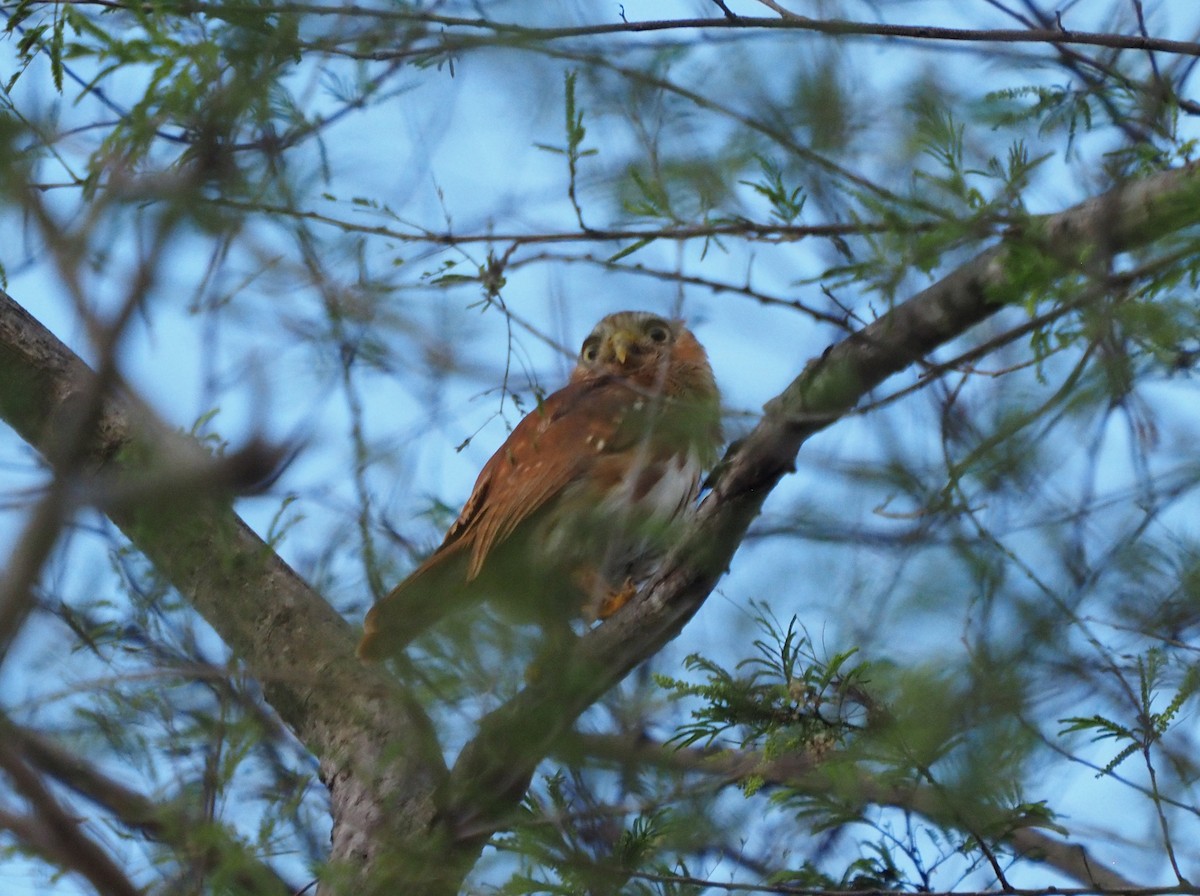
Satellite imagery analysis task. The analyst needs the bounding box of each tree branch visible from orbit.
[571,732,1140,891]
[0,291,448,891]
[1,715,296,893]
[442,161,1200,850]
[0,740,143,896]
[281,8,1200,58]
[214,199,906,246]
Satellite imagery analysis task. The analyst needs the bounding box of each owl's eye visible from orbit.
[645,320,671,343]
[581,338,600,362]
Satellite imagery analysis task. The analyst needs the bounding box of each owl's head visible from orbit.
[570,310,715,399]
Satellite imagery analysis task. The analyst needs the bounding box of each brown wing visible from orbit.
[441,375,638,579]
[358,376,639,660]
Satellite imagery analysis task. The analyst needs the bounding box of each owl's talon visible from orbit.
[596,578,638,619]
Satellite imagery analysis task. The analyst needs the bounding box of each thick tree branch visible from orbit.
[0,291,447,892]
[443,162,1200,850]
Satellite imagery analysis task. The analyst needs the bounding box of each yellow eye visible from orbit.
[645,321,671,343]
[581,338,600,362]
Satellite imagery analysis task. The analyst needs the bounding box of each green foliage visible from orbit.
[498,773,698,896]
[535,70,598,228]
[623,166,677,223]
[5,0,66,92]
[739,155,806,224]
[655,608,868,759]
[1060,647,1200,775]
[981,84,1096,147]
[6,0,306,197]
[818,106,1057,303]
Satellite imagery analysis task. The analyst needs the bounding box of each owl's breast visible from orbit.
[532,443,704,575]
[601,445,705,521]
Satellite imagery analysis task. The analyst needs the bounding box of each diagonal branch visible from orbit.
[0,739,143,896]
[443,162,1200,847]
[0,291,448,889]
[1,715,296,893]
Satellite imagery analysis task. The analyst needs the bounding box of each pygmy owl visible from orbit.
[357,310,722,659]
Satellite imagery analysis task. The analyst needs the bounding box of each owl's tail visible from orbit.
[356,548,469,660]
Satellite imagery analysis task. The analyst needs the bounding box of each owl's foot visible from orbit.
[595,578,637,619]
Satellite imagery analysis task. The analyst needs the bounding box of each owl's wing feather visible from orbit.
[357,376,635,659]
[450,376,637,578]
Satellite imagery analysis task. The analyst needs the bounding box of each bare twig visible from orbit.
[236,8,1200,58]
[212,200,915,247]
[754,0,805,21]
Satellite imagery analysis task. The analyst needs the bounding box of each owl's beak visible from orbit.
[608,330,635,365]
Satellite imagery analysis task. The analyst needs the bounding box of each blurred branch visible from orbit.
[0,289,449,891]
[442,161,1200,852]
[0,470,74,665]
[1,715,295,893]
[0,739,142,896]
[0,435,285,666]
[571,732,1140,891]
[0,203,168,666]
[754,0,803,20]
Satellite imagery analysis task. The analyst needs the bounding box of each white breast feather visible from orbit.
[607,448,704,520]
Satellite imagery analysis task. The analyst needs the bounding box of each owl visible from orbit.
[357,310,722,659]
